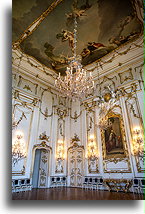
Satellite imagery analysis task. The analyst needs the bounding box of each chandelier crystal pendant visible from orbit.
[55,15,94,100]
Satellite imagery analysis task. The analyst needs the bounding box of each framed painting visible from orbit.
[101,111,128,159]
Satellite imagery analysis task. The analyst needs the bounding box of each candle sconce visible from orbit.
[87,135,98,173]
[55,140,65,173]
[12,131,26,166]
[56,140,65,160]
[132,128,144,159]
[87,135,98,161]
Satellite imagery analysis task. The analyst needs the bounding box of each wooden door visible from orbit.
[68,146,84,187]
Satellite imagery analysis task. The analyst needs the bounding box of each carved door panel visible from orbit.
[75,149,83,187]
[69,147,84,187]
[69,149,76,187]
[38,149,49,188]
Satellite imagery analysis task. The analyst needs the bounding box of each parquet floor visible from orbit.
[12,187,144,200]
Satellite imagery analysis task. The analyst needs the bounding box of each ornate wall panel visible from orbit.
[85,101,99,173]
[134,63,144,88]
[118,68,133,84]
[38,88,53,137]
[17,75,39,95]
[55,117,65,173]
[125,92,144,172]
[70,100,81,139]
[12,98,34,175]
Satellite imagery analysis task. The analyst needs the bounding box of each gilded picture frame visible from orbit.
[101,111,128,160]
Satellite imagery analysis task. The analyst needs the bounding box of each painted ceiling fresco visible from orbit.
[12,0,142,75]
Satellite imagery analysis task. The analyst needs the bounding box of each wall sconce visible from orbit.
[132,128,144,157]
[12,131,26,166]
[87,135,97,161]
[56,140,65,161]
[55,140,65,173]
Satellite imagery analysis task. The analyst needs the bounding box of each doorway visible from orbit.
[68,146,84,187]
[32,149,49,188]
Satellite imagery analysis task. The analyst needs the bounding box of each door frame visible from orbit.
[67,143,84,187]
[30,141,52,186]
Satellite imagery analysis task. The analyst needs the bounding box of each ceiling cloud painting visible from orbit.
[12,0,143,74]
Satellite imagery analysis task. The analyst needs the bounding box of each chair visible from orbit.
[51,177,56,188]
[14,180,21,192]
[62,177,66,187]
[21,179,27,191]
[88,178,93,189]
[25,179,32,191]
[93,178,98,190]
[98,178,103,190]
[140,179,145,194]
[56,177,61,187]
[133,179,140,194]
[83,178,88,189]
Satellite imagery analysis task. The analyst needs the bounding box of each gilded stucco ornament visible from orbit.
[57,107,67,118]
[104,179,133,192]
[118,68,133,84]
[39,131,50,142]
[33,141,52,150]
[70,134,80,146]
[70,110,82,122]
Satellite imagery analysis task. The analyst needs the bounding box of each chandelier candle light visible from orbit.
[87,135,97,161]
[55,15,94,100]
[132,128,144,158]
[12,131,26,166]
[56,140,65,160]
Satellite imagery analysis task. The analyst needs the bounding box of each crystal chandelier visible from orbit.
[55,16,94,100]
[12,131,26,166]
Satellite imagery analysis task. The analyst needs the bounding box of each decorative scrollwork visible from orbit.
[33,141,52,150]
[57,107,67,118]
[104,179,133,192]
[70,110,82,122]
[39,131,50,142]
[40,107,53,120]
[12,112,27,130]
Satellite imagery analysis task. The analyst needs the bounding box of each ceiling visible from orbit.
[12,0,142,75]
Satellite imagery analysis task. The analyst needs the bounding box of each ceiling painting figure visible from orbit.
[12,0,143,74]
